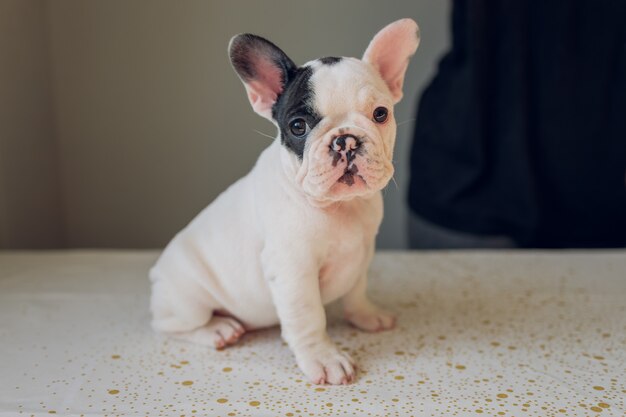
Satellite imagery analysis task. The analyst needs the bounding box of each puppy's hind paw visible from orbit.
[345,306,396,332]
[172,316,246,349]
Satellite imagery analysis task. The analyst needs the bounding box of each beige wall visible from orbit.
[1,0,450,249]
[0,0,64,249]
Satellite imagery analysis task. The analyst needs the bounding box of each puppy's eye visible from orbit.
[373,106,388,123]
[289,118,309,137]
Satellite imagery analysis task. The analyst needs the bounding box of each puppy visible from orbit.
[149,18,419,385]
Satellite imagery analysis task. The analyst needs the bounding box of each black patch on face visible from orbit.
[272,66,322,159]
[319,56,342,66]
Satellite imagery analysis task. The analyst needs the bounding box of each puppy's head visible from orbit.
[229,19,419,204]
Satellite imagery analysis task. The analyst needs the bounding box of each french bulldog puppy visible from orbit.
[150,18,419,385]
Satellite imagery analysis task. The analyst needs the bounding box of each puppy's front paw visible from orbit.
[345,305,396,332]
[295,342,356,385]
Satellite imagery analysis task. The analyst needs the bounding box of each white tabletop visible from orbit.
[0,250,624,417]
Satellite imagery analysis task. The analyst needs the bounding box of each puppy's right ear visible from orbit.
[229,34,296,121]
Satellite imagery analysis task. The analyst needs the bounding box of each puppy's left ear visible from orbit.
[363,18,420,103]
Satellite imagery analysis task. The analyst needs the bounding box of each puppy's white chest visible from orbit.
[319,252,366,304]
[317,211,373,304]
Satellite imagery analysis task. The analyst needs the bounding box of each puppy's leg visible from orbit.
[150,276,245,349]
[266,259,355,385]
[169,316,246,349]
[343,274,396,332]
[342,248,396,332]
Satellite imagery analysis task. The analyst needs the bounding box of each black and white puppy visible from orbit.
[150,19,420,385]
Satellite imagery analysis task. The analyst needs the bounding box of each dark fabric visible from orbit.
[408,212,516,250]
[408,0,626,248]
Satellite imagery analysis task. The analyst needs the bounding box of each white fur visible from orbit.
[149,18,419,385]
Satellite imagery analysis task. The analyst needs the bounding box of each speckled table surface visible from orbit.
[0,250,624,417]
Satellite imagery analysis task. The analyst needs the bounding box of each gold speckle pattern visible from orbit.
[0,251,625,416]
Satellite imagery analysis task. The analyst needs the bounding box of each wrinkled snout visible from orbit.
[301,125,393,201]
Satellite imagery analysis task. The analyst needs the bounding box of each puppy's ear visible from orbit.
[362,19,420,103]
[229,34,296,121]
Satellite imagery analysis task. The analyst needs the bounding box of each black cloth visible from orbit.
[408,0,626,248]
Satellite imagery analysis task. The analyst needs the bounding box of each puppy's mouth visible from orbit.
[337,163,361,186]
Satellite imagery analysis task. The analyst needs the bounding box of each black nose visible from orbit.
[332,134,361,152]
